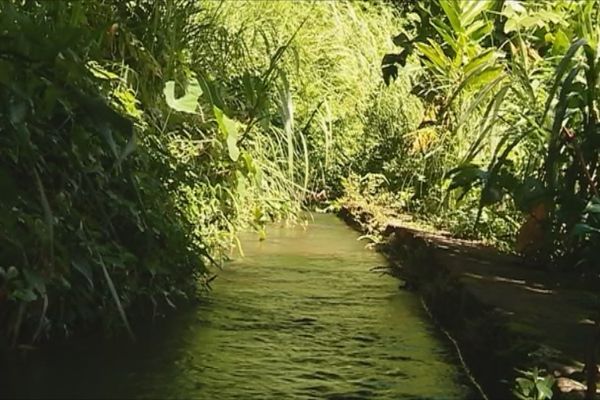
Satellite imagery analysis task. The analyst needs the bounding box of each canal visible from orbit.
[1,214,475,399]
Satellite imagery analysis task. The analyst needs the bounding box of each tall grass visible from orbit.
[0,0,405,345]
[207,0,402,194]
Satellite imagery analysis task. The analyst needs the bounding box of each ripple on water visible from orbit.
[0,214,475,400]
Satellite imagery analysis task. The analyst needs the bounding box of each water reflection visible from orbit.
[1,214,474,399]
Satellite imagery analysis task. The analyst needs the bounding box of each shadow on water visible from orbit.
[1,214,478,399]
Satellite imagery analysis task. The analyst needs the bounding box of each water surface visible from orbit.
[2,213,474,399]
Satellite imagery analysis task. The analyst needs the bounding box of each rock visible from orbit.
[549,363,584,379]
[556,377,586,393]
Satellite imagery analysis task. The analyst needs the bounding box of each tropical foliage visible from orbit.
[0,0,403,345]
[376,0,600,268]
[1,1,600,377]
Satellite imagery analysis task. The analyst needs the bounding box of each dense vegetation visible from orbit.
[1,0,599,375]
[0,0,400,345]
[346,0,600,271]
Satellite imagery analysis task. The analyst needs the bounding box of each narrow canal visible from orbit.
[1,214,475,399]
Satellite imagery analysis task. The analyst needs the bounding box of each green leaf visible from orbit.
[516,377,534,394]
[465,66,504,91]
[519,15,545,30]
[23,269,46,295]
[546,66,582,190]
[504,18,519,34]
[12,288,37,303]
[463,49,497,75]
[462,0,494,28]
[87,61,120,80]
[213,106,240,162]
[470,20,494,42]
[536,377,554,399]
[98,256,135,341]
[33,169,54,267]
[446,65,504,118]
[455,70,505,128]
[573,223,600,236]
[236,171,247,197]
[542,38,586,122]
[72,258,94,289]
[462,85,510,164]
[504,0,526,16]
[163,79,202,114]
[535,377,554,399]
[448,164,487,190]
[585,199,600,214]
[465,19,487,38]
[431,18,457,51]
[415,40,452,74]
[552,30,570,55]
[439,0,462,33]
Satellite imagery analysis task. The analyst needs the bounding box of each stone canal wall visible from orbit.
[338,203,597,400]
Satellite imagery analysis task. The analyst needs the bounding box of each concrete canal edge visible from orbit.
[337,203,597,400]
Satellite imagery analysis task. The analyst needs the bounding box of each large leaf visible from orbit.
[163,79,202,114]
[446,65,504,117]
[455,70,506,128]
[469,20,494,42]
[23,269,46,295]
[415,40,452,74]
[214,106,240,162]
[462,0,494,28]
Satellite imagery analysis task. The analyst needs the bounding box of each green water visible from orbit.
[1,214,475,399]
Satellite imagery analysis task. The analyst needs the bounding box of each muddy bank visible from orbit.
[338,203,599,400]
